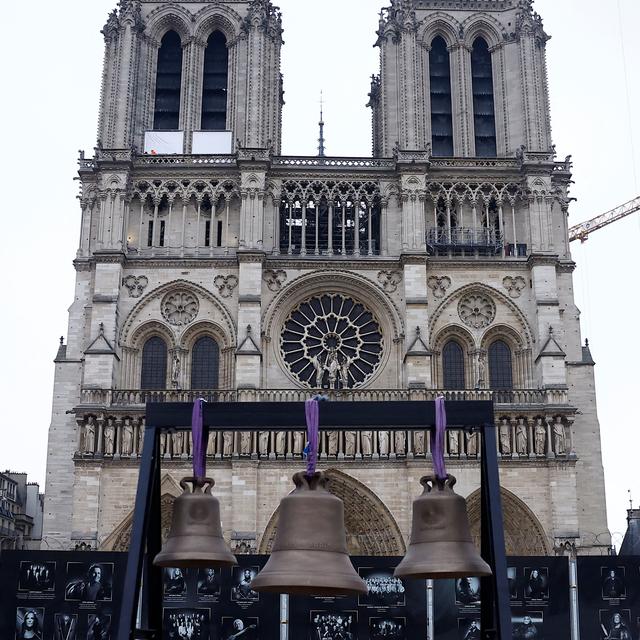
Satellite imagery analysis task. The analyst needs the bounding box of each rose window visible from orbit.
[281,294,384,389]
[161,291,200,326]
[458,294,496,329]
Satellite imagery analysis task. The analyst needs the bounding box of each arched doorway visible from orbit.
[466,487,551,555]
[259,469,406,556]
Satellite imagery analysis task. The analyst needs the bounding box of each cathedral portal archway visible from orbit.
[259,469,406,556]
[466,487,551,555]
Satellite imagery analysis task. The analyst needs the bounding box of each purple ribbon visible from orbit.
[305,399,320,477]
[431,396,448,481]
[191,398,206,482]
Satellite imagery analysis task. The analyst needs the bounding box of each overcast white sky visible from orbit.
[0,0,638,548]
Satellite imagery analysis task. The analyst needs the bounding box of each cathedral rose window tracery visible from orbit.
[458,294,496,329]
[280,294,384,389]
[161,291,200,326]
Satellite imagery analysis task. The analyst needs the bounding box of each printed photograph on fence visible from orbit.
[163,609,210,640]
[163,568,187,597]
[231,567,259,603]
[18,561,56,593]
[512,612,543,639]
[220,616,259,640]
[16,608,44,640]
[53,613,77,640]
[508,567,518,600]
[196,567,221,599]
[601,568,627,601]
[455,577,481,606]
[524,567,549,601]
[458,617,481,640]
[65,563,113,602]
[369,616,406,639]
[86,613,111,640]
[599,610,633,640]
[358,568,406,608]
[310,611,357,640]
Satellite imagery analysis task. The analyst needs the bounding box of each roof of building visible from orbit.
[620,509,640,556]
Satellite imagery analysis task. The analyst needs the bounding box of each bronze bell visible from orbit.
[154,477,237,569]
[394,474,491,579]
[251,471,367,597]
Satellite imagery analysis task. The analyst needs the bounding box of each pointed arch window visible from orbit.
[430,36,454,156]
[153,31,183,130]
[488,340,513,389]
[201,31,229,131]
[471,37,497,157]
[141,337,168,390]
[191,336,220,389]
[443,340,466,389]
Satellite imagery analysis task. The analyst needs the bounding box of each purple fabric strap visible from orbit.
[431,396,448,481]
[305,399,320,477]
[191,398,206,482]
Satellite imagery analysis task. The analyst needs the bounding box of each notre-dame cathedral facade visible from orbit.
[43,0,611,557]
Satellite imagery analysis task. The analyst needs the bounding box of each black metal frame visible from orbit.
[116,400,512,640]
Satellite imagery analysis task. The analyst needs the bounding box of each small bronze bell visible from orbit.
[251,471,367,597]
[154,477,237,569]
[394,474,491,579]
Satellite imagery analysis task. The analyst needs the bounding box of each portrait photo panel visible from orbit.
[53,613,78,640]
[65,562,114,603]
[18,561,56,593]
[16,607,45,640]
[87,613,111,640]
[358,567,406,608]
[163,608,210,640]
[220,616,259,640]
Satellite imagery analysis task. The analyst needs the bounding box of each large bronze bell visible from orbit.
[251,471,367,597]
[154,477,237,569]
[394,474,491,579]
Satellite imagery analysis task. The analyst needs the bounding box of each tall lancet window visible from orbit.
[153,31,183,130]
[429,36,454,156]
[201,31,229,130]
[141,337,168,390]
[471,37,497,157]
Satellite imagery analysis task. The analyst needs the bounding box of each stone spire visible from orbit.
[318,92,326,158]
[620,508,640,556]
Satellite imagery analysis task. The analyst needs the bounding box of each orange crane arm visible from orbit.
[569,195,640,242]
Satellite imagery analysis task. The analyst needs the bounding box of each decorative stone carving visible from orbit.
[448,430,459,455]
[171,354,181,388]
[172,432,184,457]
[414,430,425,455]
[83,417,96,454]
[534,419,546,455]
[161,291,199,326]
[122,275,149,298]
[378,431,390,456]
[361,431,373,456]
[377,270,402,293]
[293,431,305,455]
[121,418,134,457]
[240,432,252,456]
[344,432,356,457]
[263,269,287,292]
[259,432,270,455]
[214,275,239,298]
[458,294,496,329]
[553,417,566,455]
[394,431,406,456]
[503,276,527,299]
[207,432,217,456]
[516,420,528,455]
[223,432,233,456]
[159,432,168,457]
[275,432,286,456]
[466,431,478,456]
[281,294,384,389]
[427,276,451,299]
[475,352,487,389]
[327,431,339,456]
[499,420,511,455]
[103,418,115,455]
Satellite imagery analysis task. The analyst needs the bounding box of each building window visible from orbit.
[443,341,465,389]
[471,37,497,157]
[141,337,168,390]
[488,340,513,389]
[201,31,228,131]
[191,337,220,389]
[153,31,183,130]
[430,36,454,157]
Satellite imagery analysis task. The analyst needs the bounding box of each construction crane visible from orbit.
[569,195,640,243]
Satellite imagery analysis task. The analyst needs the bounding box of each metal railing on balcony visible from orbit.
[426,227,504,255]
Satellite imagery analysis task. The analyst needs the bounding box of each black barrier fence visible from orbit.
[1,551,639,639]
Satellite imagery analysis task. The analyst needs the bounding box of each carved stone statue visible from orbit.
[137,419,144,455]
[326,348,340,388]
[466,431,478,456]
[361,431,373,456]
[414,430,425,455]
[340,356,352,389]
[276,431,286,456]
[172,431,184,457]
[259,431,270,456]
[121,418,134,456]
[223,432,233,456]
[448,430,459,455]
[394,430,406,456]
[160,431,168,456]
[344,431,356,456]
[240,432,252,456]
[534,419,546,455]
[293,431,304,455]
[312,355,324,388]
[476,353,486,388]
[516,421,528,455]
[378,431,390,456]
[499,420,511,455]
[103,418,115,455]
[84,416,96,454]
[171,354,181,388]
[207,431,217,456]
[327,431,339,456]
[553,418,566,455]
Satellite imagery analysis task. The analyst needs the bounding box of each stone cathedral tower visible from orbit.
[43,0,611,557]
